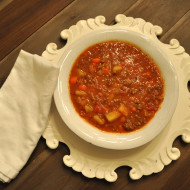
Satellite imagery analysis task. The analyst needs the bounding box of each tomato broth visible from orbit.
[69,40,164,133]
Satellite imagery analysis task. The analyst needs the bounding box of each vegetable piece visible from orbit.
[154,100,159,105]
[89,65,95,73]
[77,69,86,77]
[146,71,151,76]
[78,84,87,91]
[138,67,144,72]
[84,105,93,113]
[75,90,87,96]
[120,116,126,123]
[144,110,149,117]
[93,115,105,125]
[118,104,128,116]
[108,93,114,100]
[92,62,97,66]
[102,68,110,74]
[70,76,77,84]
[118,125,123,131]
[98,92,102,96]
[97,70,103,75]
[92,58,101,63]
[104,107,109,113]
[77,97,86,106]
[105,111,121,122]
[131,107,137,112]
[113,65,122,73]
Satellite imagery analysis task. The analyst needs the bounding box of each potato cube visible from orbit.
[85,105,93,113]
[113,65,122,73]
[77,69,86,77]
[118,104,128,116]
[108,93,114,100]
[93,115,105,125]
[75,90,87,96]
[105,111,121,122]
[77,97,86,106]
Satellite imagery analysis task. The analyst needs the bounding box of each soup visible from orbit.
[69,40,164,133]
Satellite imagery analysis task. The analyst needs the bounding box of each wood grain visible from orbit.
[161,9,190,53]
[0,0,190,189]
[123,0,190,34]
[0,0,138,87]
[0,0,75,61]
[0,0,13,11]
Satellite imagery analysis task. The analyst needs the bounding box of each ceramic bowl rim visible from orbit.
[54,28,179,150]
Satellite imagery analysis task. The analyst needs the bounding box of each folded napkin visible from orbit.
[0,50,59,183]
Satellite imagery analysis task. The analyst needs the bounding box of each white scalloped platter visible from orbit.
[42,14,190,182]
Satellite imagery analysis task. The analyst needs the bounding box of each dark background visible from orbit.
[0,0,190,189]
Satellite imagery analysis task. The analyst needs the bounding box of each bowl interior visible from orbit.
[54,29,179,150]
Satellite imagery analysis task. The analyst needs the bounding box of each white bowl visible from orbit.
[54,29,179,150]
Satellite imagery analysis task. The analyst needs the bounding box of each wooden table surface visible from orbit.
[0,0,190,189]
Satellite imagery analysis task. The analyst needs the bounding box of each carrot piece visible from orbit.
[70,76,77,84]
[118,125,123,131]
[154,100,159,105]
[90,65,95,73]
[131,107,137,112]
[146,71,151,76]
[120,62,125,66]
[92,58,101,63]
[78,84,87,91]
[92,62,97,66]
[103,105,109,113]
[108,93,114,100]
[120,116,126,123]
[102,68,110,74]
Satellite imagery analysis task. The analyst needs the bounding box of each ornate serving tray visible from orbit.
[42,14,190,182]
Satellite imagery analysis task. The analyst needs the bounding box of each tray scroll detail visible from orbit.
[42,14,190,182]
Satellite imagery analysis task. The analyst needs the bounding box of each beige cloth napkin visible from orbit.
[0,50,59,183]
